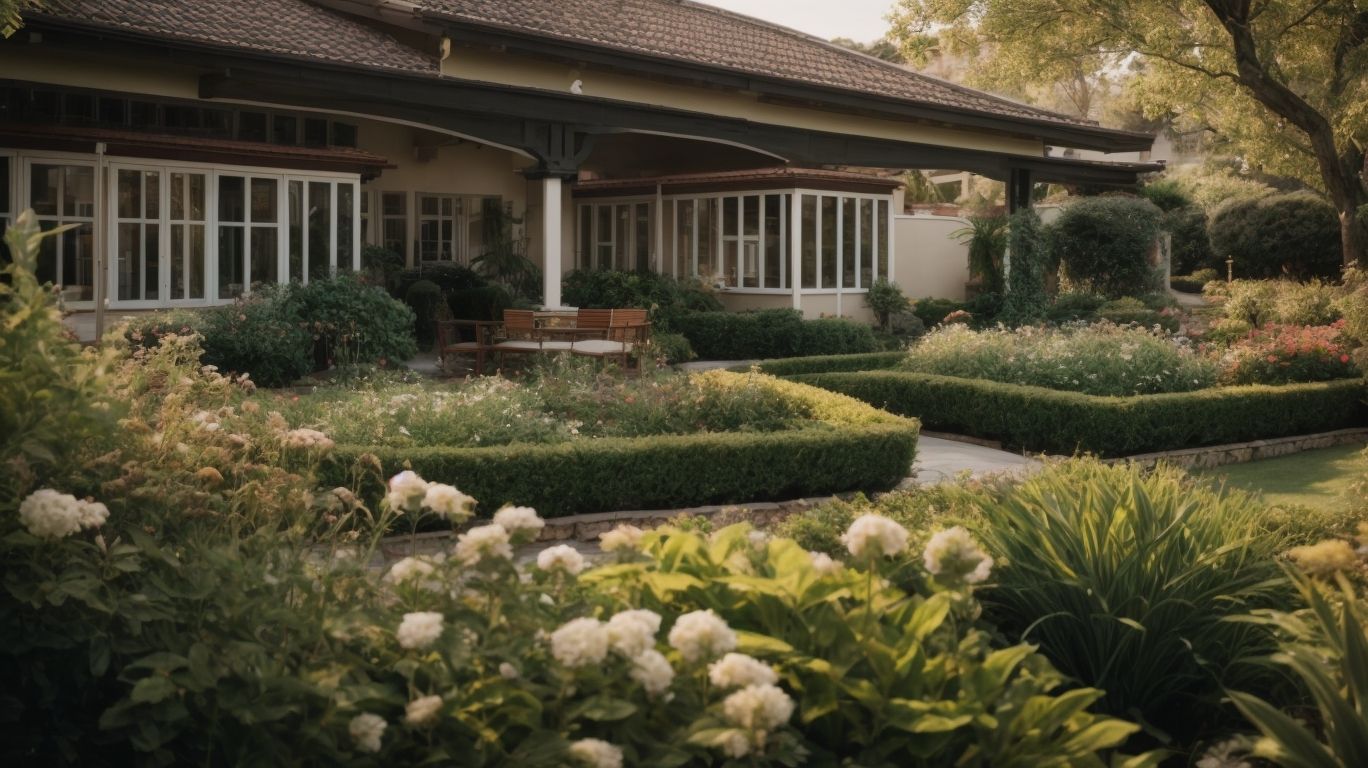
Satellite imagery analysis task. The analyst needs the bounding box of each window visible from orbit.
[29,161,95,303]
[380,192,407,261]
[359,189,371,247]
[415,194,497,264]
[114,168,161,302]
[798,193,887,291]
[0,155,11,262]
[576,201,660,272]
[216,174,278,299]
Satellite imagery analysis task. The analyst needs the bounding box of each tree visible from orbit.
[829,36,905,63]
[888,0,1368,269]
[2,0,37,37]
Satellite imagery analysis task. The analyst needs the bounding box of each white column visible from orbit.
[654,183,664,273]
[541,176,563,309]
[789,191,801,312]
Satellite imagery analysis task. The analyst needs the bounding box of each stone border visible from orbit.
[1111,428,1368,471]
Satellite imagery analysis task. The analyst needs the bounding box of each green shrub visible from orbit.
[955,214,1008,294]
[999,209,1051,326]
[1097,297,1179,332]
[974,460,1289,745]
[1208,192,1342,279]
[912,297,964,327]
[1139,178,1192,212]
[563,270,722,330]
[282,275,417,368]
[898,323,1216,396]
[447,284,513,321]
[1049,196,1164,298]
[1046,292,1107,322]
[404,279,444,346]
[737,351,907,376]
[776,486,982,560]
[393,262,486,297]
[672,309,877,360]
[1164,205,1217,274]
[646,332,695,364]
[1217,279,1342,328]
[789,370,1367,456]
[360,244,405,293]
[863,277,910,331]
[1170,269,1218,294]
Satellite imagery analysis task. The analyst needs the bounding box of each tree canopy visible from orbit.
[888,0,1368,268]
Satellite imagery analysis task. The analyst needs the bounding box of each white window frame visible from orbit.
[21,154,98,308]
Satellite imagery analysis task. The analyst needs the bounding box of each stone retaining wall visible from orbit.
[1112,428,1368,471]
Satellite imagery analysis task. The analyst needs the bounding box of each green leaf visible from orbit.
[129,676,177,705]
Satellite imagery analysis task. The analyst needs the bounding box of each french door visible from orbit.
[109,163,214,308]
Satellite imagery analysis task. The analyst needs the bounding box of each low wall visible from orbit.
[893,214,969,301]
[1115,428,1368,471]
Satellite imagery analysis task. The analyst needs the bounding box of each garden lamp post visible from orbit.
[1226,256,1234,283]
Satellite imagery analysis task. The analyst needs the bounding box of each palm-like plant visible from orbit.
[954,214,1008,295]
[471,200,540,301]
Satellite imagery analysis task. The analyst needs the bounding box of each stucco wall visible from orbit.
[893,215,970,301]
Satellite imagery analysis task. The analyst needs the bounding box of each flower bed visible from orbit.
[788,369,1367,456]
[312,370,919,517]
[1221,321,1358,385]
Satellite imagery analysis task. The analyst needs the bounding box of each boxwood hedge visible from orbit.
[731,351,907,376]
[788,370,1367,457]
[322,374,919,518]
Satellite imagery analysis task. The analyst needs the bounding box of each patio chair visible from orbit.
[570,308,651,368]
[436,319,497,375]
[490,309,571,367]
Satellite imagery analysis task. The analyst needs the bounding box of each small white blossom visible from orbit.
[396,611,444,650]
[599,524,644,553]
[423,483,475,522]
[404,695,443,727]
[668,609,737,663]
[550,617,610,668]
[537,544,586,575]
[348,712,387,753]
[630,649,675,696]
[281,428,334,452]
[808,551,842,575]
[384,556,436,585]
[606,609,662,658]
[1196,740,1251,768]
[386,470,429,514]
[841,515,909,559]
[76,499,109,530]
[455,524,513,566]
[923,526,994,584]
[719,730,751,758]
[492,505,544,537]
[723,683,794,732]
[498,662,520,680]
[19,489,92,539]
[709,653,778,689]
[568,738,623,768]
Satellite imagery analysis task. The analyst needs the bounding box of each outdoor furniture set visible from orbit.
[436,308,651,373]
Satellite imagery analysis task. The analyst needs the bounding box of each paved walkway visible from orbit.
[911,435,1039,485]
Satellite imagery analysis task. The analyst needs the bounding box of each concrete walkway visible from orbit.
[911,435,1039,485]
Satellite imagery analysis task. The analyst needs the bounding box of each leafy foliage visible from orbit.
[970,460,1290,746]
[672,310,879,360]
[864,278,912,331]
[954,214,1008,294]
[789,369,1367,456]
[1164,205,1216,275]
[1050,197,1165,298]
[1209,192,1344,279]
[562,270,722,331]
[281,275,417,368]
[1220,322,1359,385]
[998,209,1050,326]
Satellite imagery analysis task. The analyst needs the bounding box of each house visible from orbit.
[0,0,1156,328]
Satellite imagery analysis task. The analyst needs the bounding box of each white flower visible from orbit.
[498,662,520,680]
[455,524,513,566]
[492,505,544,538]
[386,470,429,514]
[1196,740,1251,768]
[19,489,89,539]
[537,544,586,575]
[840,515,909,559]
[723,683,794,732]
[384,556,436,585]
[404,695,443,727]
[599,524,644,553]
[922,526,994,584]
[348,712,387,753]
[396,611,444,650]
[281,428,334,452]
[606,609,662,658]
[668,609,737,663]
[808,551,842,575]
[550,617,610,668]
[719,730,751,758]
[423,483,475,522]
[76,499,109,530]
[568,738,623,768]
[630,649,675,696]
[709,653,778,689]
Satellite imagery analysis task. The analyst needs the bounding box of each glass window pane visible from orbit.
[615,205,630,270]
[61,223,94,302]
[218,176,245,223]
[143,224,160,301]
[842,198,857,290]
[0,156,8,215]
[251,178,277,223]
[723,240,738,287]
[170,173,184,221]
[64,166,93,217]
[675,200,694,278]
[877,200,890,281]
[218,226,244,299]
[420,195,438,216]
[332,122,358,148]
[578,206,592,269]
[801,195,817,289]
[289,180,304,283]
[308,181,331,279]
[742,241,758,288]
[723,196,738,237]
[272,115,297,145]
[764,195,782,289]
[188,224,205,299]
[338,183,355,270]
[30,164,59,216]
[383,192,406,216]
[188,174,205,221]
[303,118,328,147]
[98,97,127,127]
[820,196,836,289]
[250,227,278,287]
[117,223,139,301]
[145,171,159,219]
[635,203,651,272]
[117,169,141,219]
[859,199,874,288]
[743,195,759,237]
[171,225,184,300]
[698,198,717,280]
[238,112,267,142]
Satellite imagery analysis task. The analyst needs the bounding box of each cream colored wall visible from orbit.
[893,215,970,301]
[443,49,1046,157]
[0,45,201,98]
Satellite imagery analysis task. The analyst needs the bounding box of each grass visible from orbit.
[1195,443,1364,512]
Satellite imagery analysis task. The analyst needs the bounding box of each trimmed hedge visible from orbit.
[674,309,879,359]
[321,373,919,518]
[789,370,1367,457]
[732,351,907,376]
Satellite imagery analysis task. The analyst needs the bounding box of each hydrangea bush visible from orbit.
[1220,321,1359,385]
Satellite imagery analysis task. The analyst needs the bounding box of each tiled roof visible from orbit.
[33,0,438,75]
[419,0,1103,131]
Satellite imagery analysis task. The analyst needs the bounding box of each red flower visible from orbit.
[1342,354,1352,364]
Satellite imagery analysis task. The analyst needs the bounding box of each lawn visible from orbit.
[1196,443,1365,511]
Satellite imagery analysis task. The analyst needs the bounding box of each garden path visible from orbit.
[911,436,1039,485]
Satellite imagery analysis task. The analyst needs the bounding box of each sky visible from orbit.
[695,0,896,43]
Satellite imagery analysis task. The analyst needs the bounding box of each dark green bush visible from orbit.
[1164,205,1216,274]
[1049,196,1164,298]
[1208,191,1342,279]
[393,263,486,297]
[912,297,964,327]
[738,351,906,376]
[864,278,911,331]
[1170,270,1218,294]
[646,331,695,364]
[999,210,1051,325]
[1138,179,1191,212]
[789,370,1367,456]
[281,275,416,368]
[563,269,722,330]
[673,309,878,360]
[1045,292,1106,323]
[404,279,444,346]
[1097,297,1179,332]
[196,294,314,387]
[360,244,405,293]
[447,284,513,321]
